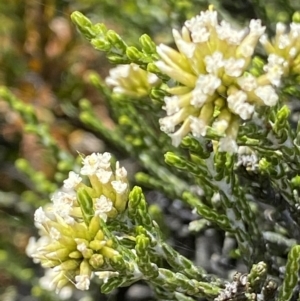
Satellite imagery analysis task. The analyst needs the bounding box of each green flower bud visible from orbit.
[150,88,167,102]
[106,30,127,51]
[126,46,143,61]
[91,38,111,52]
[69,251,83,259]
[128,186,143,209]
[101,246,119,259]
[147,62,162,74]
[79,259,92,277]
[71,11,95,40]
[106,54,130,64]
[89,240,106,251]
[95,229,104,241]
[87,216,101,237]
[46,248,70,261]
[89,254,104,269]
[55,259,80,272]
[139,34,157,54]
[82,248,94,259]
[291,175,300,188]
[164,152,186,169]
[292,11,300,23]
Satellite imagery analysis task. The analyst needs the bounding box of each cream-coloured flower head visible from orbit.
[156,7,280,152]
[27,152,130,293]
[105,63,160,98]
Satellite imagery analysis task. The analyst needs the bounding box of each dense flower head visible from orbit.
[26,152,129,292]
[156,7,280,152]
[260,21,300,76]
[105,63,160,97]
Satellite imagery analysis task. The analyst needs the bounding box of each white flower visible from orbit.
[227,90,254,120]
[254,85,278,106]
[224,58,245,77]
[195,74,221,95]
[106,63,159,97]
[96,169,112,184]
[40,269,73,299]
[237,74,257,91]
[263,54,286,87]
[212,119,229,135]
[81,153,102,175]
[115,163,127,179]
[190,116,207,137]
[169,119,191,147]
[75,275,90,290]
[94,195,113,221]
[163,96,180,115]
[185,10,218,43]
[191,88,208,107]
[278,34,290,49]
[111,181,128,194]
[51,192,75,224]
[106,65,131,82]
[51,191,75,206]
[159,109,191,133]
[249,19,266,36]
[216,21,246,45]
[204,52,224,74]
[26,236,50,263]
[81,153,111,175]
[290,22,300,39]
[63,171,82,190]
[34,207,48,225]
[156,8,278,151]
[77,242,88,252]
[172,29,196,58]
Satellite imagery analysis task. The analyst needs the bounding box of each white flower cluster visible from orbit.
[105,63,160,97]
[260,21,300,76]
[156,8,282,152]
[26,152,129,292]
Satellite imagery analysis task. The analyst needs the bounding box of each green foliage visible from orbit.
[2,1,300,301]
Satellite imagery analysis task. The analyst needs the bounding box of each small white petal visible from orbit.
[34,207,48,224]
[96,169,113,184]
[195,74,221,95]
[75,275,90,291]
[254,85,278,106]
[249,19,266,36]
[115,165,127,179]
[204,52,224,74]
[77,242,87,252]
[227,90,254,119]
[191,88,207,108]
[212,119,229,135]
[94,195,113,215]
[189,116,207,137]
[237,74,257,91]
[111,181,128,194]
[224,58,245,77]
[63,171,82,190]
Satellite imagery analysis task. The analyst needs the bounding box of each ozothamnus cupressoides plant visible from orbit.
[26,6,300,301]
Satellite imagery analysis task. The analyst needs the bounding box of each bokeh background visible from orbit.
[1,0,300,300]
